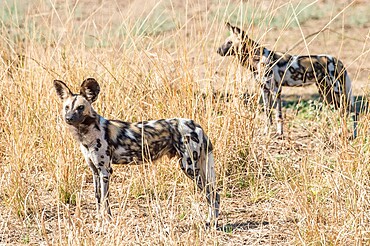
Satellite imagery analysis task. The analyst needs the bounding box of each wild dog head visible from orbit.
[217,23,259,62]
[217,22,245,56]
[53,78,100,126]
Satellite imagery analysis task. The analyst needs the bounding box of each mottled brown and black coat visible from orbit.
[54,78,220,226]
[218,22,358,138]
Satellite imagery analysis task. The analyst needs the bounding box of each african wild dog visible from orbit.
[53,78,220,226]
[217,22,358,138]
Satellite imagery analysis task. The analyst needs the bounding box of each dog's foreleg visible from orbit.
[90,163,101,212]
[88,144,112,217]
[274,88,283,135]
[99,166,112,217]
[81,146,102,213]
[261,87,273,134]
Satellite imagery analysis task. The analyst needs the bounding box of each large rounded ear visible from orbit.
[80,78,100,103]
[225,22,241,35]
[54,80,72,100]
[225,22,233,30]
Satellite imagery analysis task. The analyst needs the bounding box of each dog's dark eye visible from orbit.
[77,105,85,111]
[65,105,70,110]
[227,40,233,45]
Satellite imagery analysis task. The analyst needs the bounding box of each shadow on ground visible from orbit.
[281,93,368,113]
[217,90,369,113]
[218,221,269,232]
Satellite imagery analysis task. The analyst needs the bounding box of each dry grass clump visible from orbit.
[0,0,369,245]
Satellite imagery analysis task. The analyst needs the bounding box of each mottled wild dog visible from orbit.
[53,78,220,226]
[217,22,358,138]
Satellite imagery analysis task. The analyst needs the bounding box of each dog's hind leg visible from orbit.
[345,73,358,139]
[200,150,220,227]
[177,127,219,227]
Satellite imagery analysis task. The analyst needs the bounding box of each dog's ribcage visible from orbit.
[266,53,347,94]
[91,117,210,165]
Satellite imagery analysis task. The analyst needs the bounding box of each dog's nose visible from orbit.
[217,47,221,54]
[65,115,73,123]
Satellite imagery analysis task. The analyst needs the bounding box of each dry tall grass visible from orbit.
[0,0,369,245]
